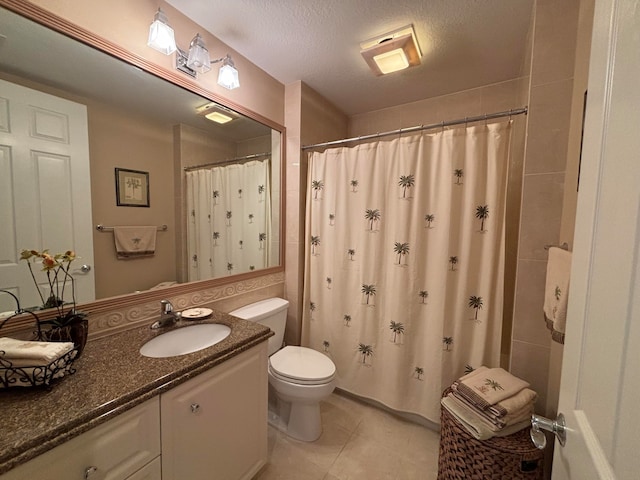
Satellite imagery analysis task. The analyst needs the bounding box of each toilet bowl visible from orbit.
[268,346,336,441]
[229,298,337,442]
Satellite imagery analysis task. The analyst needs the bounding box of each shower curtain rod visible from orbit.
[302,106,528,150]
[183,151,271,171]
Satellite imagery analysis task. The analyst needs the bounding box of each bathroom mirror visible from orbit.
[0,4,284,312]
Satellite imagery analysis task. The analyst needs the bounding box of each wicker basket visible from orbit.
[438,391,544,479]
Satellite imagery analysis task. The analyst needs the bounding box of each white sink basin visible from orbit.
[140,323,231,358]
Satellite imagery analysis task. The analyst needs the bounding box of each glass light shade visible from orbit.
[187,33,212,74]
[373,48,409,74]
[147,9,176,55]
[205,111,234,124]
[218,60,240,90]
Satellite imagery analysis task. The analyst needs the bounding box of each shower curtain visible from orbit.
[186,159,271,281]
[302,122,511,422]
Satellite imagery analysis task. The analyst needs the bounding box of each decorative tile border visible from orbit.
[89,273,285,339]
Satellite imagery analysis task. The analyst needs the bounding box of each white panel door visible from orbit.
[0,79,94,312]
[552,0,639,478]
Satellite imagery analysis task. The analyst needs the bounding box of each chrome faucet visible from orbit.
[151,300,182,329]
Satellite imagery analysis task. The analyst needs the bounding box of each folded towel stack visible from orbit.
[0,337,76,387]
[441,366,537,440]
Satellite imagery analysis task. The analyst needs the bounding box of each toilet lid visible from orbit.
[269,346,336,383]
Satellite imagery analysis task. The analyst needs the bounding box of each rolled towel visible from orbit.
[0,337,74,367]
[455,367,529,410]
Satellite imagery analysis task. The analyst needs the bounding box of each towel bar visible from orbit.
[96,224,168,232]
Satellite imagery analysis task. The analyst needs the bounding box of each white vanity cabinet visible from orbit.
[161,342,268,480]
[1,342,268,480]
[0,397,161,480]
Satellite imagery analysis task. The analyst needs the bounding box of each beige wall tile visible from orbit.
[510,340,551,412]
[525,79,574,174]
[285,189,302,244]
[398,96,443,130]
[437,88,483,122]
[480,78,528,113]
[512,259,552,345]
[531,0,580,86]
[518,173,565,261]
[546,341,565,415]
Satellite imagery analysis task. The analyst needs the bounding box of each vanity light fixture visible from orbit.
[147,8,177,55]
[147,9,240,89]
[360,25,421,76]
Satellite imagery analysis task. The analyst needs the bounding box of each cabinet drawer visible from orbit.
[1,397,160,480]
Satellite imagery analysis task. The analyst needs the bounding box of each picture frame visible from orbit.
[115,168,150,207]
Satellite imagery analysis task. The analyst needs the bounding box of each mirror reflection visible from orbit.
[0,7,282,313]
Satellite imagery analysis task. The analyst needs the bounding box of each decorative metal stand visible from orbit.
[0,290,78,388]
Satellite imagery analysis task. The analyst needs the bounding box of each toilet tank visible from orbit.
[229,298,289,356]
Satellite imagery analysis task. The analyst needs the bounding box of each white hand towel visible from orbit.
[114,226,157,259]
[0,337,74,367]
[544,246,572,344]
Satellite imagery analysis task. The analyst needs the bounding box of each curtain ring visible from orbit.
[464,117,468,128]
[441,121,445,133]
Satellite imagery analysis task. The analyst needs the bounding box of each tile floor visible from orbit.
[254,392,441,480]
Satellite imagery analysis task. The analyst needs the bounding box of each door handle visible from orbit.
[530,413,566,449]
[74,264,91,274]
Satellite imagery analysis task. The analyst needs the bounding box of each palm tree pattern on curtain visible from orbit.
[301,123,512,423]
[186,159,271,281]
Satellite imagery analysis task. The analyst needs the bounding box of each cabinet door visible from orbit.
[1,398,160,480]
[161,342,268,480]
[126,457,161,480]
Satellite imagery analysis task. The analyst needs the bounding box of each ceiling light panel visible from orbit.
[360,25,421,76]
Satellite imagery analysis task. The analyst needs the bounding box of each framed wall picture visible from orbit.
[115,168,150,207]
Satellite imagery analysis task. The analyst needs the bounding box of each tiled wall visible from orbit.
[510,0,582,414]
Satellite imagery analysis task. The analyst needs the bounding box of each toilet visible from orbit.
[229,297,336,442]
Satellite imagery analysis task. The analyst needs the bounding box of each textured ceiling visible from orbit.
[167,0,535,116]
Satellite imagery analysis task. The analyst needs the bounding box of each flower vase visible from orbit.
[39,315,89,358]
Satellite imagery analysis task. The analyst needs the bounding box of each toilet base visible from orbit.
[268,391,323,442]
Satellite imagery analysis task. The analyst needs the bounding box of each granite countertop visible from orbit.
[0,310,272,475]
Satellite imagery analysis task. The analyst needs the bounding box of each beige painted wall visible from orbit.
[89,103,177,298]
